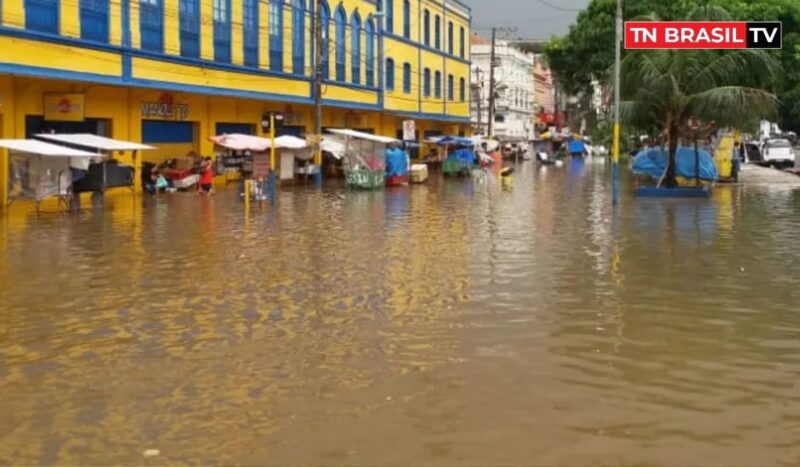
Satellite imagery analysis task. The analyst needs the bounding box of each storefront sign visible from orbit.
[141,93,189,120]
[44,94,85,122]
[403,120,416,141]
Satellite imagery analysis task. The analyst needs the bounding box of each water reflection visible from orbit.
[3,164,800,465]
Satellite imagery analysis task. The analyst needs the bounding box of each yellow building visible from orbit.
[0,0,471,208]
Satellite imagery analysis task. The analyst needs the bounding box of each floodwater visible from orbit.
[3,159,800,465]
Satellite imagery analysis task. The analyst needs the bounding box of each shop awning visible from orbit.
[37,133,155,151]
[0,139,99,157]
[326,128,399,144]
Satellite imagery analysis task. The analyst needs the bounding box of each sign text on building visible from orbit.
[141,93,189,120]
[44,94,85,122]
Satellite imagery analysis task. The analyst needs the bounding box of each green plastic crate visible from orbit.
[346,169,385,189]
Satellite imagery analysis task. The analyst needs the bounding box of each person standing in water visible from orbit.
[198,157,215,195]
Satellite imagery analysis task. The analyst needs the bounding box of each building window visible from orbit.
[213,0,231,63]
[179,0,199,58]
[25,0,59,34]
[434,15,440,50]
[385,0,393,33]
[434,70,441,98]
[459,77,465,102]
[403,63,411,94]
[365,18,375,87]
[402,0,410,38]
[423,9,430,46]
[242,0,258,66]
[351,13,361,84]
[386,58,395,91]
[448,74,454,101]
[292,0,305,74]
[447,21,453,55]
[320,1,330,78]
[80,0,109,42]
[140,0,163,52]
[459,26,465,58]
[335,6,346,81]
[423,68,431,97]
[269,0,283,71]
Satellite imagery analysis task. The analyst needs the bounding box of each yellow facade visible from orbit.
[0,0,471,210]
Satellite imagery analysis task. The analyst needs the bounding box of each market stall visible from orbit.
[326,129,397,190]
[1,139,99,213]
[36,133,153,197]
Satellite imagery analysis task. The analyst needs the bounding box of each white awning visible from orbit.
[37,133,155,151]
[0,139,99,157]
[326,128,398,144]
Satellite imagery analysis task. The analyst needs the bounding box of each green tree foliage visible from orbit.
[621,20,782,187]
[546,0,800,131]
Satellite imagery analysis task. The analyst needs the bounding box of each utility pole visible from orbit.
[612,0,622,205]
[473,67,483,134]
[313,0,323,185]
[487,27,497,138]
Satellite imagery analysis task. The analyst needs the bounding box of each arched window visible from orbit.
[402,0,410,38]
[335,6,346,81]
[365,18,375,87]
[459,77,465,102]
[385,0,393,33]
[292,0,305,74]
[434,14,440,50]
[403,63,411,94]
[80,0,109,42]
[459,26,465,58]
[423,10,430,46]
[448,74,454,101]
[386,58,395,90]
[350,12,361,85]
[434,70,441,98]
[447,21,453,55]
[269,0,283,71]
[320,1,330,78]
[423,68,431,97]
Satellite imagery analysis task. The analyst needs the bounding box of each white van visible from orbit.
[762,139,795,167]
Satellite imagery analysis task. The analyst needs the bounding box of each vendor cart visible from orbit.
[326,129,397,190]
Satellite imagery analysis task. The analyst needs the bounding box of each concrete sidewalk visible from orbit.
[739,164,800,185]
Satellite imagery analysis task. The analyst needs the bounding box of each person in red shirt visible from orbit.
[198,157,214,195]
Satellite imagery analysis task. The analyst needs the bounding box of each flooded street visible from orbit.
[3,159,800,465]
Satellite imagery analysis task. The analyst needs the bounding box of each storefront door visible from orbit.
[141,120,199,163]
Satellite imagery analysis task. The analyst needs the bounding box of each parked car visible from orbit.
[762,138,795,167]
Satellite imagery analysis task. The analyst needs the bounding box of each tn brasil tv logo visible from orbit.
[625,21,782,49]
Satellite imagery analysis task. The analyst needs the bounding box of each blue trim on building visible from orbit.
[389,109,469,123]
[384,31,470,65]
[322,79,378,92]
[321,98,380,111]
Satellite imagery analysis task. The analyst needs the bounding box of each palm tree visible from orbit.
[620,6,782,187]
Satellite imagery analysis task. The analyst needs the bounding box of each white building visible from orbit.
[471,36,535,140]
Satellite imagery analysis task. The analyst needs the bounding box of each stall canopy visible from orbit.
[37,133,155,152]
[0,139,99,203]
[436,136,474,147]
[211,132,343,155]
[326,129,399,144]
[0,139,101,158]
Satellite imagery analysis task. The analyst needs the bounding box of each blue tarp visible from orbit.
[436,136,475,147]
[632,146,719,182]
[568,139,585,154]
[447,148,476,167]
[386,147,410,177]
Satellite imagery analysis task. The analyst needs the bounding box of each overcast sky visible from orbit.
[464,0,591,40]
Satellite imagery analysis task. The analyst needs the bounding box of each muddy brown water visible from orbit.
[2,159,800,465]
